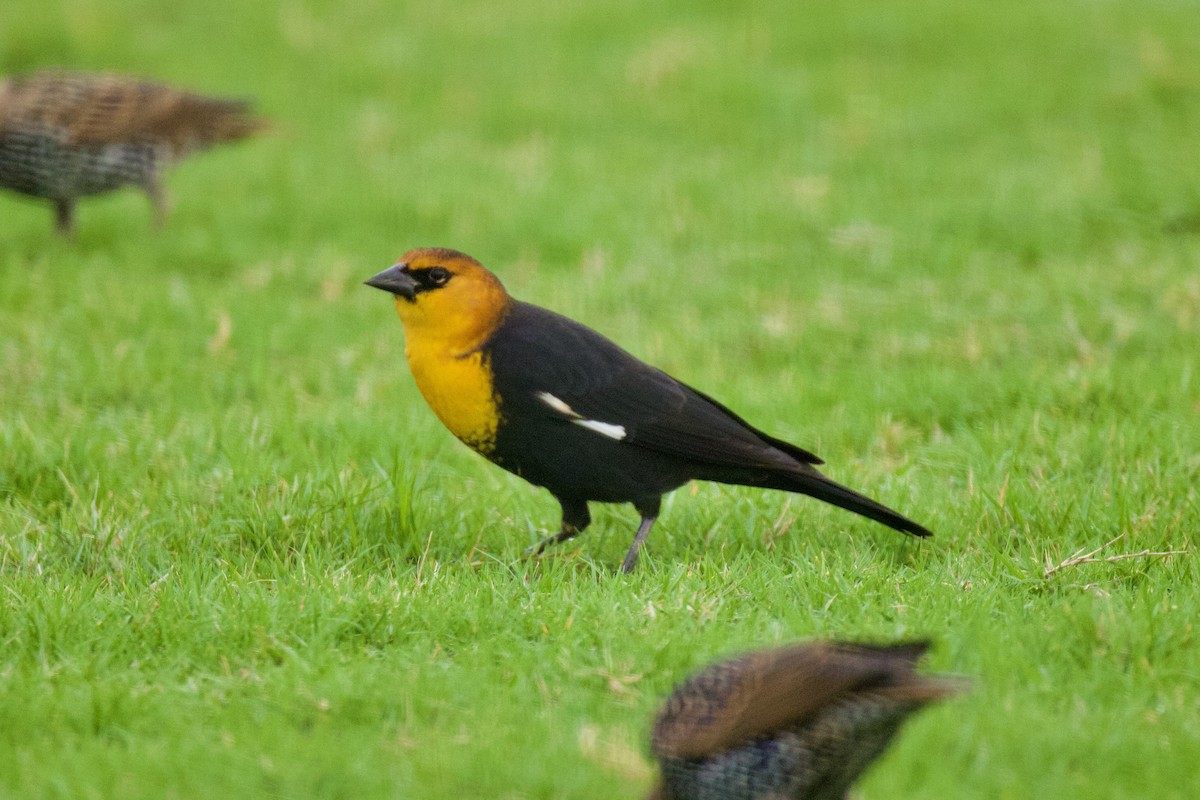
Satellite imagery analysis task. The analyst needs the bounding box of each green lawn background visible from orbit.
[1,1,1198,797]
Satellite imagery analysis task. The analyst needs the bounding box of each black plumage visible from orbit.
[484,302,931,572]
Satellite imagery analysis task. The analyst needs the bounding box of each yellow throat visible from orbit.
[393,289,508,457]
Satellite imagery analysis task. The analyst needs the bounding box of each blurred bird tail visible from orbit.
[878,675,970,704]
[828,640,969,703]
[156,94,267,153]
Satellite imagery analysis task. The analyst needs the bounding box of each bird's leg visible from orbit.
[620,516,657,573]
[525,497,590,556]
[53,199,75,238]
[620,497,662,574]
[146,179,170,229]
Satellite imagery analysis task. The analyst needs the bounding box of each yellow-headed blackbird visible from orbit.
[647,640,960,799]
[0,70,263,236]
[365,248,931,572]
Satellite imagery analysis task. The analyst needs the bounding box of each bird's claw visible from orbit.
[524,529,578,558]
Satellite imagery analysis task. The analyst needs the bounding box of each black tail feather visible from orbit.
[774,468,932,538]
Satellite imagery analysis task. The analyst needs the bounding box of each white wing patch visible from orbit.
[536,391,627,441]
[536,391,579,417]
[573,418,627,441]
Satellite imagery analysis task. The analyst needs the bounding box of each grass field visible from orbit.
[2,1,1199,797]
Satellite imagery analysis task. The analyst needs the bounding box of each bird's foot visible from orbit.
[524,527,578,557]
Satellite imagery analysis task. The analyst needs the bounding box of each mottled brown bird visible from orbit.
[0,70,264,236]
[648,641,960,800]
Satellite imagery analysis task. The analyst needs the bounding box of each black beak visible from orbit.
[364,263,418,299]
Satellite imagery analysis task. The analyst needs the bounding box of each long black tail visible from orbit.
[771,466,932,538]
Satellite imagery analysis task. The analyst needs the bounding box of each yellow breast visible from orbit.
[405,343,501,456]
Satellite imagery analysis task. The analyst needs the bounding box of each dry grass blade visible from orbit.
[1043,531,1191,578]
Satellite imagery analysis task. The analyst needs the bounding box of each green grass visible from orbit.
[2,0,1199,797]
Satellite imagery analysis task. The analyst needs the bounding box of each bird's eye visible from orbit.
[429,267,450,286]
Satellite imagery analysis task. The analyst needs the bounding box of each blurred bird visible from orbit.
[0,69,264,236]
[648,640,961,800]
[365,248,932,573]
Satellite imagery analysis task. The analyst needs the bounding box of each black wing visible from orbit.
[486,302,822,472]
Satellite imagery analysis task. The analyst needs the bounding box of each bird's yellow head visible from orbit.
[365,248,512,351]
